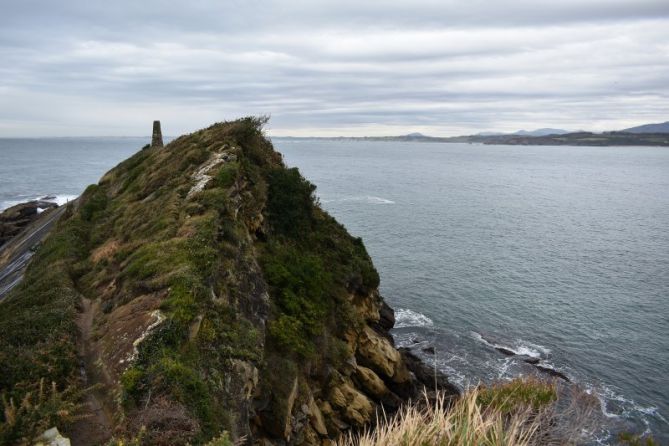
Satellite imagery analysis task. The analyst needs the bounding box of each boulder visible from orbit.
[0,200,58,247]
[354,365,388,399]
[329,382,374,426]
[356,326,410,384]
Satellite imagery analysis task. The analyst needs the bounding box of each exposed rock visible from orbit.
[534,365,570,382]
[230,359,259,399]
[400,348,460,399]
[0,200,58,247]
[422,346,435,354]
[308,398,328,436]
[377,301,395,331]
[34,427,71,446]
[356,326,410,384]
[354,365,388,400]
[329,382,374,425]
[522,356,540,365]
[495,346,516,356]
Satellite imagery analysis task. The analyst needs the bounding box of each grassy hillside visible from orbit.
[0,118,429,445]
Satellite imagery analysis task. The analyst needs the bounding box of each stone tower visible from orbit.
[151,120,164,148]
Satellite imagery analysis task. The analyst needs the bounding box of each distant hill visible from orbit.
[622,121,669,134]
[272,125,669,146]
[512,128,570,136]
[467,131,669,147]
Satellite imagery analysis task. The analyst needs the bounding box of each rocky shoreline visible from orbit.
[0,197,59,248]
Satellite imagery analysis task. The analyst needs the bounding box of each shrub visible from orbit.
[266,167,316,238]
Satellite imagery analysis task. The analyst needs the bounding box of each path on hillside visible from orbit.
[69,296,114,445]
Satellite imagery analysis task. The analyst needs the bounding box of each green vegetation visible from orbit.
[618,432,659,446]
[266,167,316,237]
[477,378,557,414]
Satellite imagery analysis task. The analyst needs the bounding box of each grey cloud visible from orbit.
[0,1,668,136]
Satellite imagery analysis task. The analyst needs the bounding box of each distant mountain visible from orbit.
[512,128,570,136]
[475,131,505,136]
[467,131,669,147]
[622,121,669,134]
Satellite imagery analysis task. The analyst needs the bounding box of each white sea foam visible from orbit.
[47,195,78,206]
[0,194,78,212]
[470,332,549,359]
[321,195,395,205]
[512,343,543,358]
[515,340,551,356]
[394,308,433,328]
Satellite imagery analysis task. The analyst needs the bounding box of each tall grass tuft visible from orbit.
[0,378,86,445]
[339,378,600,446]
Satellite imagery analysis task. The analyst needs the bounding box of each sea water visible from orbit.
[1,137,667,443]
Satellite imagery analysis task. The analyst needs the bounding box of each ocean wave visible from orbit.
[470,332,548,359]
[394,308,433,328]
[321,195,395,205]
[46,194,78,206]
[0,194,78,211]
[593,384,668,425]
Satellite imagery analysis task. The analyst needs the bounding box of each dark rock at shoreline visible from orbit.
[522,356,541,365]
[534,365,570,382]
[0,200,58,248]
[495,346,516,356]
[422,346,435,354]
[399,348,460,398]
[378,301,395,331]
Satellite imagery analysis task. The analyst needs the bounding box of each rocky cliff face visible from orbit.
[0,118,457,446]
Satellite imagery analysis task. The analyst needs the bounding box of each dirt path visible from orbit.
[69,297,114,445]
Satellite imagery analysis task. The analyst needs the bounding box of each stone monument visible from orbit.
[151,120,163,148]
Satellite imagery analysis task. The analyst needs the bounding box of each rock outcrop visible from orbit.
[0,118,458,446]
[0,199,58,247]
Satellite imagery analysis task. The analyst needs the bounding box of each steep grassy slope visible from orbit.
[0,118,454,445]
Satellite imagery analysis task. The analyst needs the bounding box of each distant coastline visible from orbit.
[273,131,669,147]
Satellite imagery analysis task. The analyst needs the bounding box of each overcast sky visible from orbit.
[0,0,668,137]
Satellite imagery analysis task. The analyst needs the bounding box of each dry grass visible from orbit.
[338,378,600,446]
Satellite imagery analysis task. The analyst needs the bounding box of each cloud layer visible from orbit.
[1,0,668,136]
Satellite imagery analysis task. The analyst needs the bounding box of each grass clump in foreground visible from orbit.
[339,378,603,446]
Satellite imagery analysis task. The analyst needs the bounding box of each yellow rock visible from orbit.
[329,382,374,426]
[308,398,328,436]
[355,365,388,399]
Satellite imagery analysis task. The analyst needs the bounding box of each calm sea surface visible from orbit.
[1,137,668,443]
